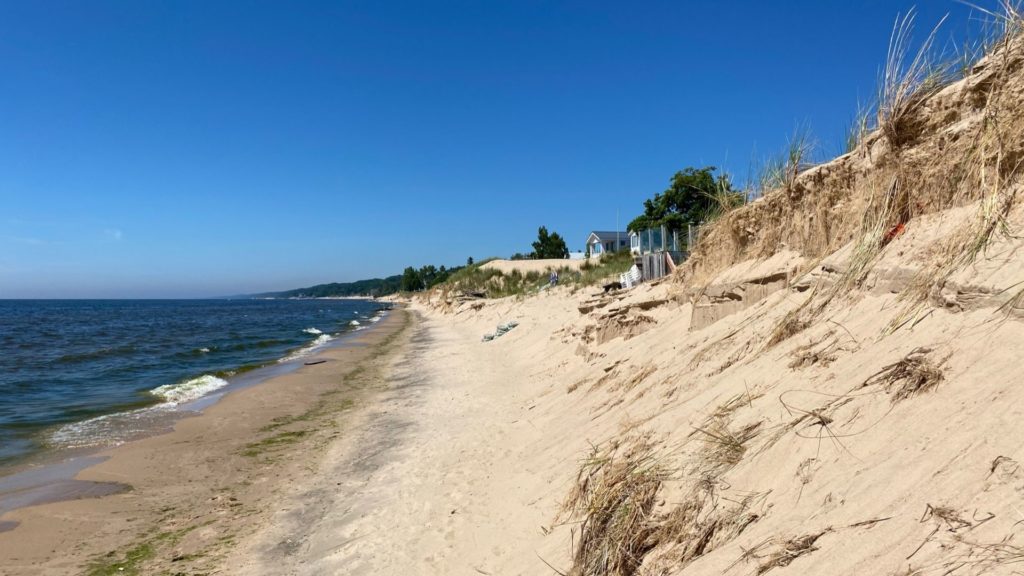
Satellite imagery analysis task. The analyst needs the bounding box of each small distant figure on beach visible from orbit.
[549,270,559,286]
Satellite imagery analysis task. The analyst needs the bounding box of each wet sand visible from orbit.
[0,308,410,575]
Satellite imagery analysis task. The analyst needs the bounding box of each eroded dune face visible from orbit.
[412,28,1024,576]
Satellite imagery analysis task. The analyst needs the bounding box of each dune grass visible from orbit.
[878,9,950,147]
[436,250,637,300]
[561,437,668,576]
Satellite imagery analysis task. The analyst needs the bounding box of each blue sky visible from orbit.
[0,1,996,297]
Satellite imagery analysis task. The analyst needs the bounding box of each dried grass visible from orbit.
[879,9,950,147]
[845,100,874,154]
[755,531,829,574]
[788,333,839,369]
[731,530,830,575]
[765,308,810,349]
[834,177,905,295]
[997,281,1024,317]
[757,125,816,195]
[884,10,1024,330]
[561,437,669,576]
[692,419,763,476]
[862,347,945,402]
[649,488,764,573]
[562,402,766,575]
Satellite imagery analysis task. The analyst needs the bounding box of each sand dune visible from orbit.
[5,16,1024,576]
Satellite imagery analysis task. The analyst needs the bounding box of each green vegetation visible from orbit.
[400,263,464,292]
[531,226,570,259]
[87,542,155,576]
[438,260,520,295]
[86,524,204,576]
[844,100,872,154]
[628,166,742,232]
[254,275,402,298]
[436,250,635,299]
[240,429,310,457]
[754,125,816,197]
[878,9,950,147]
[574,250,636,286]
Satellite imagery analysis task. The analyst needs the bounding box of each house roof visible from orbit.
[586,231,629,244]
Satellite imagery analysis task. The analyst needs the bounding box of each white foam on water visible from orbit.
[50,374,230,450]
[150,374,230,406]
[199,347,210,353]
[50,407,164,449]
[302,327,323,335]
[278,333,334,363]
[349,320,361,326]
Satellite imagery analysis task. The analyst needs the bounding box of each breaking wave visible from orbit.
[150,374,230,405]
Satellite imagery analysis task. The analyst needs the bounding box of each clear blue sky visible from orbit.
[0,1,995,297]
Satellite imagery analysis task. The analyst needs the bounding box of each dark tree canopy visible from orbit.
[400,266,423,292]
[627,166,740,232]
[531,226,569,259]
[260,275,402,298]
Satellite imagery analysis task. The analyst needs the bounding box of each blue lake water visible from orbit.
[0,299,386,467]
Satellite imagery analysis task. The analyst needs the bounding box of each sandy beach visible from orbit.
[5,230,1024,576]
[0,309,410,575]
[5,25,1024,576]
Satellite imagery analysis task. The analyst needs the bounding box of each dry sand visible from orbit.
[7,224,1024,575]
[480,257,590,274]
[7,29,1024,576]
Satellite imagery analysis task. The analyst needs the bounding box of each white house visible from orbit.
[586,231,629,256]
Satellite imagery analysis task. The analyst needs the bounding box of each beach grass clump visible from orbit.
[862,347,945,402]
[844,99,874,154]
[878,9,950,147]
[574,250,635,286]
[561,437,668,576]
[562,409,764,574]
[651,486,762,571]
[887,70,1022,331]
[693,418,762,477]
[837,177,905,294]
[757,125,816,195]
[643,412,764,571]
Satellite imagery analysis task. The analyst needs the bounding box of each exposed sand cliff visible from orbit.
[377,25,1024,576]
[5,13,1024,576]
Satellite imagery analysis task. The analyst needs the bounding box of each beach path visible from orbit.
[225,310,566,575]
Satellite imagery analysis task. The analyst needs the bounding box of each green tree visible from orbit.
[467,256,474,266]
[418,265,438,288]
[627,167,741,232]
[400,266,423,292]
[531,226,569,259]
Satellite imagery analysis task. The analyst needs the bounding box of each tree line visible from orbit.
[269,166,744,298]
